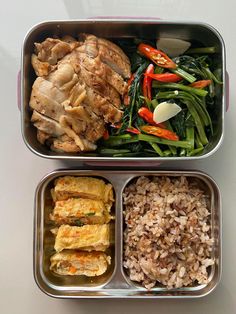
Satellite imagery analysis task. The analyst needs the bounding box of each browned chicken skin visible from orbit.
[30,34,131,152]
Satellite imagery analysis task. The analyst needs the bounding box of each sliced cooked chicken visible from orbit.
[61,49,127,96]
[31,54,52,77]
[47,63,79,92]
[98,37,130,68]
[59,52,121,106]
[79,65,121,107]
[31,110,65,137]
[31,77,67,105]
[61,35,80,50]
[75,51,127,95]
[65,105,105,142]
[59,115,88,150]
[67,81,87,107]
[34,38,72,65]
[81,83,123,124]
[51,134,96,153]
[79,34,131,78]
[46,63,121,123]
[30,78,66,121]
[37,130,50,145]
[51,134,81,153]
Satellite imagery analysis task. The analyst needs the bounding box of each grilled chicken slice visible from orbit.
[34,38,73,65]
[30,78,66,121]
[79,34,131,79]
[98,37,130,67]
[31,54,52,77]
[61,35,80,50]
[31,110,65,137]
[79,65,121,107]
[30,74,87,121]
[49,59,122,123]
[81,84,123,124]
[59,52,121,107]
[37,130,50,144]
[51,135,81,153]
[65,105,105,143]
[30,77,67,106]
[32,37,79,76]
[51,134,96,153]
[47,63,79,92]
[74,51,127,95]
[60,48,127,95]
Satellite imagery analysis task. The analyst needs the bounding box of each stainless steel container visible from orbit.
[21,19,226,162]
[34,169,221,298]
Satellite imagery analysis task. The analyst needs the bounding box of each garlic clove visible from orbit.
[153,102,182,124]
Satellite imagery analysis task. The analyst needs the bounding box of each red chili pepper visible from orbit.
[141,125,179,141]
[189,80,212,89]
[103,129,109,140]
[126,127,141,134]
[138,107,166,129]
[143,64,154,100]
[138,43,177,69]
[144,72,182,83]
[128,73,135,86]
[123,73,135,106]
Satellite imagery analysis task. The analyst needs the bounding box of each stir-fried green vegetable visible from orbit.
[98,39,222,157]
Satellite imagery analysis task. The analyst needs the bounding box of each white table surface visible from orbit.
[1,0,236,313]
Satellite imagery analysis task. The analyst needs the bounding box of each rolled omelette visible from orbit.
[50,251,111,276]
[53,224,110,252]
[50,198,112,225]
[51,176,114,207]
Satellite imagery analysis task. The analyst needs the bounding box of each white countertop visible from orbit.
[1,0,236,313]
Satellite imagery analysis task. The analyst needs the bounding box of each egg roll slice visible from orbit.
[51,176,114,207]
[50,251,111,276]
[54,224,110,252]
[50,198,112,225]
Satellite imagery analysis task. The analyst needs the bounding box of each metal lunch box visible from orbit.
[20,19,227,162]
[33,169,221,298]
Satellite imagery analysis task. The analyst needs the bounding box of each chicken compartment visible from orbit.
[29,34,130,154]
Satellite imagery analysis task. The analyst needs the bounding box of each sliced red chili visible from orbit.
[138,107,166,128]
[126,127,141,134]
[128,73,135,86]
[138,43,177,69]
[141,125,179,141]
[102,129,109,140]
[143,64,154,100]
[189,80,212,88]
[123,73,135,106]
[144,72,182,83]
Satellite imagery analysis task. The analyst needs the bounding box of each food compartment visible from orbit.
[35,173,116,291]
[21,20,225,161]
[121,172,221,295]
[34,170,221,298]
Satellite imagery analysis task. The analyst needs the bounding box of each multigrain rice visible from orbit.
[123,176,214,289]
